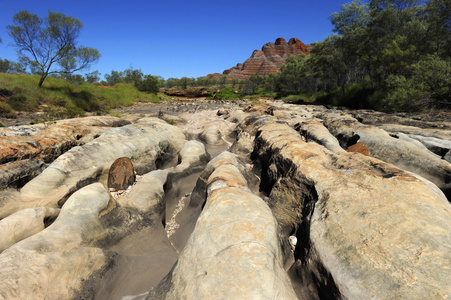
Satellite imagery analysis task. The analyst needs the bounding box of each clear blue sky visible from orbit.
[0,0,353,80]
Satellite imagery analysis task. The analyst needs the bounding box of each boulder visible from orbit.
[347,141,370,156]
[148,152,297,299]
[107,157,136,191]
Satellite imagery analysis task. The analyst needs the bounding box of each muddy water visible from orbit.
[95,226,178,300]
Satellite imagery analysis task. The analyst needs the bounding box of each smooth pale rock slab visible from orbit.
[325,118,451,198]
[0,207,60,253]
[108,157,136,191]
[169,140,209,179]
[199,126,222,144]
[118,170,168,214]
[253,121,451,299]
[394,132,431,152]
[378,124,451,141]
[0,119,186,219]
[148,152,297,299]
[297,119,345,153]
[0,183,111,300]
[408,134,451,157]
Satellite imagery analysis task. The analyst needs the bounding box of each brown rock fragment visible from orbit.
[347,142,370,156]
[107,157,136,191]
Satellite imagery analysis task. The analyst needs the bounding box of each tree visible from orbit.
[423,0,451,58]
[136,75,160,93]
[330,0,369,35]
[0,58,27,74]
[104,70,123,86]
[0,59,11,73]
[276,55,312,95]
[123,68,143,85]
[7,10,100,87]
[85,70,101,83]
[218,75,228,88]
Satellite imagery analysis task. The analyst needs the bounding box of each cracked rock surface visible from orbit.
[0,100,450,300]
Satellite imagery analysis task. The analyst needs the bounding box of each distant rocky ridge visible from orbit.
[207,37,311,80]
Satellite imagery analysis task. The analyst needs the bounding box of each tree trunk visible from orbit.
[38,74,47,88]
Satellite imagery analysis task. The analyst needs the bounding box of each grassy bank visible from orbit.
[0,73,162,120]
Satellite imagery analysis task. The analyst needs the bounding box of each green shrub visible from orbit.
[317,83,378,110]
[161,118,176,125]
[136,75,160,93]
[383,55,451,111]
[7,94,40,112]
[281,93,316,103]
[207,87,242,100]
[109,111,122,118]
[64,104,85,118]
[69,90,101,112]
[0,103,16,118]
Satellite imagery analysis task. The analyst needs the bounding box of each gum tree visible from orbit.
[7,10,100,87]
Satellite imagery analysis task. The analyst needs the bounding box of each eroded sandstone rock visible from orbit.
[0,206,60,253]
[0,183,111,299]
[324,117,451,198]
[0,116,130,164]
[0,118,186,219]
[0,116,131,190]
[148,152,297,299]
[0,159,44,189]
[1,103,451,299]
[249,119,451,299]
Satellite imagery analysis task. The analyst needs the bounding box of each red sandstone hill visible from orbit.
[207,37,311,80]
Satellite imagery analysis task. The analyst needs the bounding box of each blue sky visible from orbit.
[0,0,353,80]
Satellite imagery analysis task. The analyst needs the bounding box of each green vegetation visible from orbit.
[160,117,177,125]
[109,111,122,118]
[0,73,161,120]
[0,102,16,118]
[1,1,449,114]
[207,87,242,100]
[159,0,450,112]
[313,0,451,111]
[7,10,100,88]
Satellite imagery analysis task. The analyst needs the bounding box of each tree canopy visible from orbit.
[7,10,100,87]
